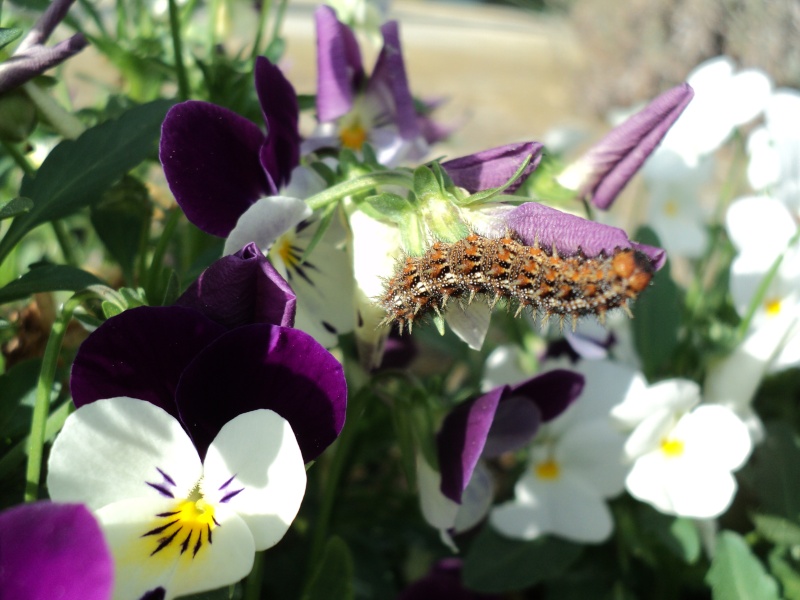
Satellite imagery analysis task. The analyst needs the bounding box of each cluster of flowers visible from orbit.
[2,2,786,599]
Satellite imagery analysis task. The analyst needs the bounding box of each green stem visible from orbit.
[168,0,190,101]
[242,551,265,600]
[304,387,369,579]
[269,0,289,46]
[145,208,181,302]
[22,81,85,140]
[0,401,72,481]
[250,0,272,60]
[24,293,87,501]
[51,219,79,267]
[305,171,415,211]
[1,139,35,176]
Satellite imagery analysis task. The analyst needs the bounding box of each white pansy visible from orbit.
[47,398,306,600]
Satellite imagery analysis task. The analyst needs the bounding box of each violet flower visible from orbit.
[418,369,584,547]
[442,141,544,194]
[397,558,499,600]
[0,0,88,95]
[0,501,113,600]
[557,83,694,209]
[306,5,427,165]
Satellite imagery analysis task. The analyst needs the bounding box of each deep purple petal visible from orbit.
[0,34,88,95]
[397,558,500,600]
[502,202,667,270]
[587,83,695,209]
[255,57,301,189]
[177,242,296,329]
[70,306,226,419]
[160,101,271,237]
[509,368,585,422]
[176,324,347,462]
[0,502,113,600]
[315,6,363,122]
[437,387,503,503]
[367,21,420,140]
[442,142,544,193]
[481,396,541,459]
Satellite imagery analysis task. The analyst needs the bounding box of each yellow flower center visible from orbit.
[663,199,680,217]
[340,123,368,150]
[765,297,782,317]
[535,458,561,480]
[660,438,685,457]
[142,489,218,562]
[274,234,299,269]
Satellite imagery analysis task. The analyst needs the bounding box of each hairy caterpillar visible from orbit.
[380,232,655,332]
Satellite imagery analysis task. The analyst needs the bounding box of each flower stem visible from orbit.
[22,81,84,140]
[0,400,72,480]
[305,171,415,211]
[250,0,272,60]
[145,208,181,303]
[24,292,86,501]
[168,0,190,101]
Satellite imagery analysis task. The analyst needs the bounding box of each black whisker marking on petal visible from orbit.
[180,531,192,554]
[156,468,176,486]
[155,510,180,517]
[146,482,175,498]
[151,528,181,556]
[207,523,213,544]
[292,262,315,286]
[212,516,221,527]
[218,475,237,490]
[193,534,203,557]
[322,321,337,334]
[142,519,179,537]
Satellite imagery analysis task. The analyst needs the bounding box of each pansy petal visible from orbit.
[482,396,541,458]
[177,242,296,329]
[202,410,306,550]
[223,195,313,257]
[367,20,419,141]
[417,454,460,531]
[315,5,363,122]
[176,324,346,462]
[502,201,666,269]
[0,502,113,600]
[679,405,752,471]
[510,368,585,422]
[97,496,254,600]
[446,302,492,350]
[255,57,300,188]
[438,387,503,502]
[442,142,544,194]
[160,101,271,236]
[71,306,226,417]
[453,461,494,533]
[47,398,202,510]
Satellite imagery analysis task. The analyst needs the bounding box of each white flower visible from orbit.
[489,360,640,543]
[613,379,752,519]
[47,398,306,600]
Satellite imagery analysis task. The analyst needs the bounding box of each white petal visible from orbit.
[725,195,794,257]
[622,409,677,461]
[97,497,254,600]
[481,345,529,391]
[612,379,700,428]
[416,454,459,531]
[282,166,326,199]
[446,302,492,351]
[47,398,201,511]
[223,196,312,256]
[557,419,628,497]
[746,127,781,191]
[202,410,306,551]
[453,461,494,533]
[726,69,772,127]
[677,406,752,471]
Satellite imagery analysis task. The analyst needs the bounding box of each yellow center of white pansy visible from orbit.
[142,486,219,562]
[534,458,561,480]
[765,297,782,317]
[660,437,685,458]
[340,121,368,150]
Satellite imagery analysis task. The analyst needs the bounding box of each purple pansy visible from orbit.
[306,5,427,165]
[437,369,585,504]
[0,0,88,95]
[70,245,346,463]
[159,57,300,237]
[558,83,695,209]
[397,558,500,600]
[0,502,113,600]
[442,141,544,194]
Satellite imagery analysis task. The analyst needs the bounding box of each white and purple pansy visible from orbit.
[46,247,347,599]
[418,369,584,546]
[0,501,113,600]
[306,5,427,165]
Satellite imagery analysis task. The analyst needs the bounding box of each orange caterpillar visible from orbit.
[380,232,655,332]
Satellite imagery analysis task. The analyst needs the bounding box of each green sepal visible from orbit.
[413,164,468,243]
[526,153,576,205]
[363,192,414,222]
[432,313,446,336]
[458,155,533,206]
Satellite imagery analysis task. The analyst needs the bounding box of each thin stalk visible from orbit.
[22,81,85,139]
[168,0,190,101]
[304,171,415,211]
[1,139,35,176]
[76,0,109,38]
[51,219,79,267]
[24,293,88,501]
[250,0,272,60]
[268,0,289,46]
[145,208,181,301]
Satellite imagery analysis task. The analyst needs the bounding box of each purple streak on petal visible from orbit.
[442,142,544,193]
[0,502,113,600]
[0,34,88,95]
[156,468,176,486]
[146,482,175,498]
[437,387,503,503]
[160,101,271,237]
[588,83,695,209]
[177,242,296,329]
[503,202,667,270]
[397,558,501,600]
[315,6,363,122]
[367,20,420,141]
[70,306,226,419]
[255,57,301,189]
[219,475,236,490]
[176,324,347,462]
[220,488,244,503]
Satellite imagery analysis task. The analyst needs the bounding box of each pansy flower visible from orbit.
[397,558,500,600]
[304,5,427,165]
[0,501,113,600]
[418,368,583,548]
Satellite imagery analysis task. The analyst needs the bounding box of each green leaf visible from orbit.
[301,536,354,600]
[631,226,682,380]
[0,359,40,438]
[90,176,152,282]
[753,513,800,547]
[0,27,23,50]
[768,549,800,600]
[741,422,800,520]
[0,263,105,305]
[463,527,582,593]
[706,530,780,600]
[636,504,701,564]
[0,99,174,264]
[0,197,33,220]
